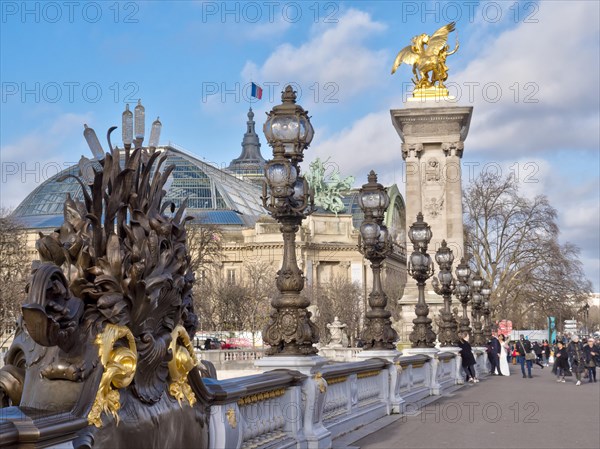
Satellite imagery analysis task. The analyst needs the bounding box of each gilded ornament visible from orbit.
[88,324,137,428]
[226,407,237,429]
[391,22,459,98]
[167,325,198,407]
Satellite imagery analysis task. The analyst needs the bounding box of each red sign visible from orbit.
[494,320,513,337]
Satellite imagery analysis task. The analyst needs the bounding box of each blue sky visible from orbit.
[1,1,599,289]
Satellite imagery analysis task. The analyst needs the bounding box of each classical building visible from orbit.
[12,108,408,339]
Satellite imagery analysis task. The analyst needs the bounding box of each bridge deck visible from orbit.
[346,362,600,449]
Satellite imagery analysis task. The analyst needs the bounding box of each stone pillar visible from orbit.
[391,103,473,339]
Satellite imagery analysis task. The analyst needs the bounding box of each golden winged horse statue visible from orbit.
[391,22,459,98]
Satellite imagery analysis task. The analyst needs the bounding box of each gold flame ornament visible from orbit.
[168,325,198,407]
[88,324,137,427]
[391,22,459,99]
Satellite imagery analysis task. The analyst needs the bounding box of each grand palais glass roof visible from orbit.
[13,145,266,229]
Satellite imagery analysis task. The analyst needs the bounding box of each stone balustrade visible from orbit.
[198,348,268,370]
[202,350,480,449]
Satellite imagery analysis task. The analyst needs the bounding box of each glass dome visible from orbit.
[12,144,266,228]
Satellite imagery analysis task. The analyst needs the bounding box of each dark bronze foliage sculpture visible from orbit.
[0,111,210,448]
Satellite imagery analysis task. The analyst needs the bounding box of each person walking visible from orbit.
[516,335,533,378]
[568,335,586,386]
[458,332,478,383]
[554,341,570,383]
[583,337,599,383]
[543,340,551,366]
[488,334,502,375]
[532,341,545,369]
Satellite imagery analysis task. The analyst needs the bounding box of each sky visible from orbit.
[1,1,599,290]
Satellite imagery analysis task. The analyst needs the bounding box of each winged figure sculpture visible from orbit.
[391,22,459,95]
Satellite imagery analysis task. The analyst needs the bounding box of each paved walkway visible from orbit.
[352,363,600,449]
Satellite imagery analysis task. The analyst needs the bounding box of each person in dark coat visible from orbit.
[568,335,586,386]
[583,337,599,383]
[487,335,502,375]
[458,331,478,383]
[554,341,570,382]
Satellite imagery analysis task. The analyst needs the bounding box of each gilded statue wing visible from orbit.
[391,44,419,74]
[424,22,455,57]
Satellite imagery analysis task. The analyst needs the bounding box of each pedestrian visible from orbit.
[543,339,551,366]
[583,337,599,383]
[554,341,569,383]
[568,335,586,386]
[516,335,533,378]
[532,341,545,369]
[458,332,478,383]
[487,334,502,375]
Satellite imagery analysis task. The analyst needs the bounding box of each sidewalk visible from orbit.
[351,363,600,449]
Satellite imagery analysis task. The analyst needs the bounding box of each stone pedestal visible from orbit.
[391,100,473,340]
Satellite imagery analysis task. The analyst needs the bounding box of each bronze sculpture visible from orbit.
[0,108,211,447]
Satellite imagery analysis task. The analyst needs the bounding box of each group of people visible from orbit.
[553,335,599,385]
[456,332,600,385]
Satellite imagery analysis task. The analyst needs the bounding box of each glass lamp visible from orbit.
[134,99,145,140]
[408,212,433,250]
[263,85,314,162]
[148,117,162,149]
[358,171,390,220]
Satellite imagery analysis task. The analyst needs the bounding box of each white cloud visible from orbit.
[242,9,388,103]
[453,1,600,155]
[0,112,92,210]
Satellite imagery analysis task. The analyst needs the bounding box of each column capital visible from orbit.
[441,141,464,158]
[401,143,424,160]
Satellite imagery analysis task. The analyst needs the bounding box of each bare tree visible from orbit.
[464,173,592,329]
[0,210,29,340]
[307,276,363,345]
[243,261,277,346]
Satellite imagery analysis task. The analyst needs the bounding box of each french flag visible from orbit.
[251,82,263,100]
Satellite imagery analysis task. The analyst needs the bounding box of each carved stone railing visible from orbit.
[198,349,267,370]
[320,359,390,440]
[204,370,306,449]
[318,347,363,362]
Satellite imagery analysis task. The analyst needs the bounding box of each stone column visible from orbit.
[391,104,473,339]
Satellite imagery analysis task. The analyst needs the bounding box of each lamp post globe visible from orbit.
[263,85,314,165]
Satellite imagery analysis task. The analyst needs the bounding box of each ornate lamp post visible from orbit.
[432,240,458,346]
[454,258,472,336]
[357,171,398,350]
[481,282,492,341]
[261,86,318,356]
[470,273,485,346]
[407,213,436,348]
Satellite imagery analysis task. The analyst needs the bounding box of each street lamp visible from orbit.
[263,86,314,165]
[357,171,398,350]
[481,281,492,341]
[454,258,472,336]
[261,86,318,356]
[432,240,458,346]
[407,213,436,348]
[470,273,485,346]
